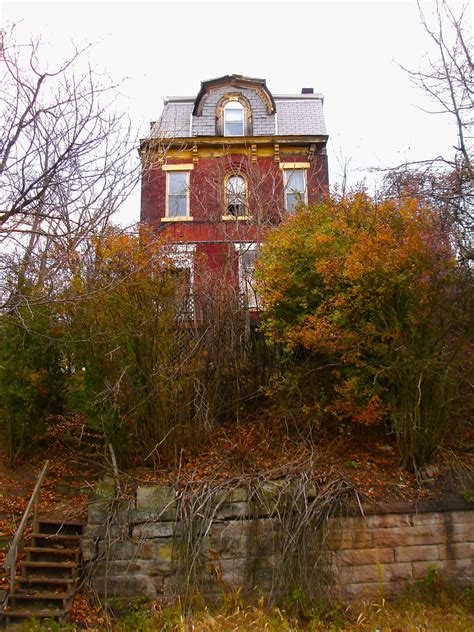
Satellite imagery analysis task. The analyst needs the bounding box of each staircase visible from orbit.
[1,518,84,626]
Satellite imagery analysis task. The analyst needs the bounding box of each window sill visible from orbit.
[222,215,252,221]
[161,216,194,222]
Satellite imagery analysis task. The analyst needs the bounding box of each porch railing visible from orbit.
[3,460,50,597]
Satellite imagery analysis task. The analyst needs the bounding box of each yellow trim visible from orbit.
[279,162,311,170]
[161,216,194,222]
[222,215,252,221]
[162,163,194,171]
[145,144,311,161]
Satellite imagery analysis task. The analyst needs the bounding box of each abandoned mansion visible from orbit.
[140,74,329,308]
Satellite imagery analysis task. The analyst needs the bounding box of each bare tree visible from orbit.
[386,0,473,262]
[0,26,139,307]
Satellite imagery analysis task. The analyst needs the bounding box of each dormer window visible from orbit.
[216,95,252,136]
[224,102,244,136]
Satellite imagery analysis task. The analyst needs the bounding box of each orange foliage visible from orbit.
[257,192,468,441]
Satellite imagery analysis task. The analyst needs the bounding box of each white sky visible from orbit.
[2,0,471,225]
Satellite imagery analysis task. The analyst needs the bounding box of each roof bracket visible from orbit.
[274,143,280,163]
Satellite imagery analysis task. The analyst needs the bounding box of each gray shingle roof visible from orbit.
[149,88,326,138]
[152,101,193,138]
[275,98,326,135]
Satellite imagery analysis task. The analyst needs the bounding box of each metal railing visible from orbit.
[3,460,49,596]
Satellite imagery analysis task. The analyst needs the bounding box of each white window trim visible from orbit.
[224,101,245,137]
[280,163,309,211]
[235,242,260,310]
[165,169,192,219]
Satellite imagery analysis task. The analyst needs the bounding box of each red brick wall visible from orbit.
[140,152,329,235]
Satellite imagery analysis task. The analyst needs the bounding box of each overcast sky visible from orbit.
[2,0,471,225]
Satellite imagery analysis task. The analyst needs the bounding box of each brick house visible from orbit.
[140,74,328,311]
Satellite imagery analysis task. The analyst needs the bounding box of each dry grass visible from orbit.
[106,591,474,632]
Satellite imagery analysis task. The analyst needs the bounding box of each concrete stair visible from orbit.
[1,518,84,626]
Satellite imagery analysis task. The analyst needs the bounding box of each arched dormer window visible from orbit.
[216,94,252,136]
[224,102,244,136]
[225,173,247,217]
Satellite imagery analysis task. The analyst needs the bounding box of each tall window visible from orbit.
[167,171,189,217]
[224,101,244,136]
[225,174,247,216]
[237,243,259,310]
[284,169,306,212]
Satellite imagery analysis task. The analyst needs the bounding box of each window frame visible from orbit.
[235,242,260,310]
[166,244,196,320]
[280,162,310,213]
[223,172,249,219]
[224,101,245,137]
[216,94,252,136]
[162,164,194,221]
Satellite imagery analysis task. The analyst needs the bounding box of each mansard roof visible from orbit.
[192,74,276,116]
[149,74,327,139]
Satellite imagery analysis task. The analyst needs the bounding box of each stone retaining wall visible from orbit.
[82,480,473,601]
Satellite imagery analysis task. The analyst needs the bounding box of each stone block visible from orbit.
[132,508,176,523]
[95,560,141,576]
[413,512,450,526]
[110,501,134,524]
[448,511,474,524]
[364,514,413,529]
[97,540,136,560]
[371,525,448,548]
[340,562,412,585]
[93,574,156,598]
[81,538,96,562]
[209,521,250,559]
[345,580,404,599]
[91,477,115,502]
[132,522,175,539]
[208,557,248,587]
[450,522,474,538]
[152,540,174,571]
[338,547,394,566]
[328,529,373,549]
[136,485,176,516]
[139,540,155,560]
[215,502,249,520]
[438,542,472,560]
[214,488,248,504]
[88,500,111,525]
[394,545,439,563]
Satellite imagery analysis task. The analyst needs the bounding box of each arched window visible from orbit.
[216,94,253,136]
[224,101,244,136]
[225,173,247,216]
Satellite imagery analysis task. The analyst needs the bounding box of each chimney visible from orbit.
[301,87,314,94]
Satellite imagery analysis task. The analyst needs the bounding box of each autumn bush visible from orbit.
[60,227,265,464]
[256,192,472,468]
[0,227,267,464]
[0,291,67,463]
